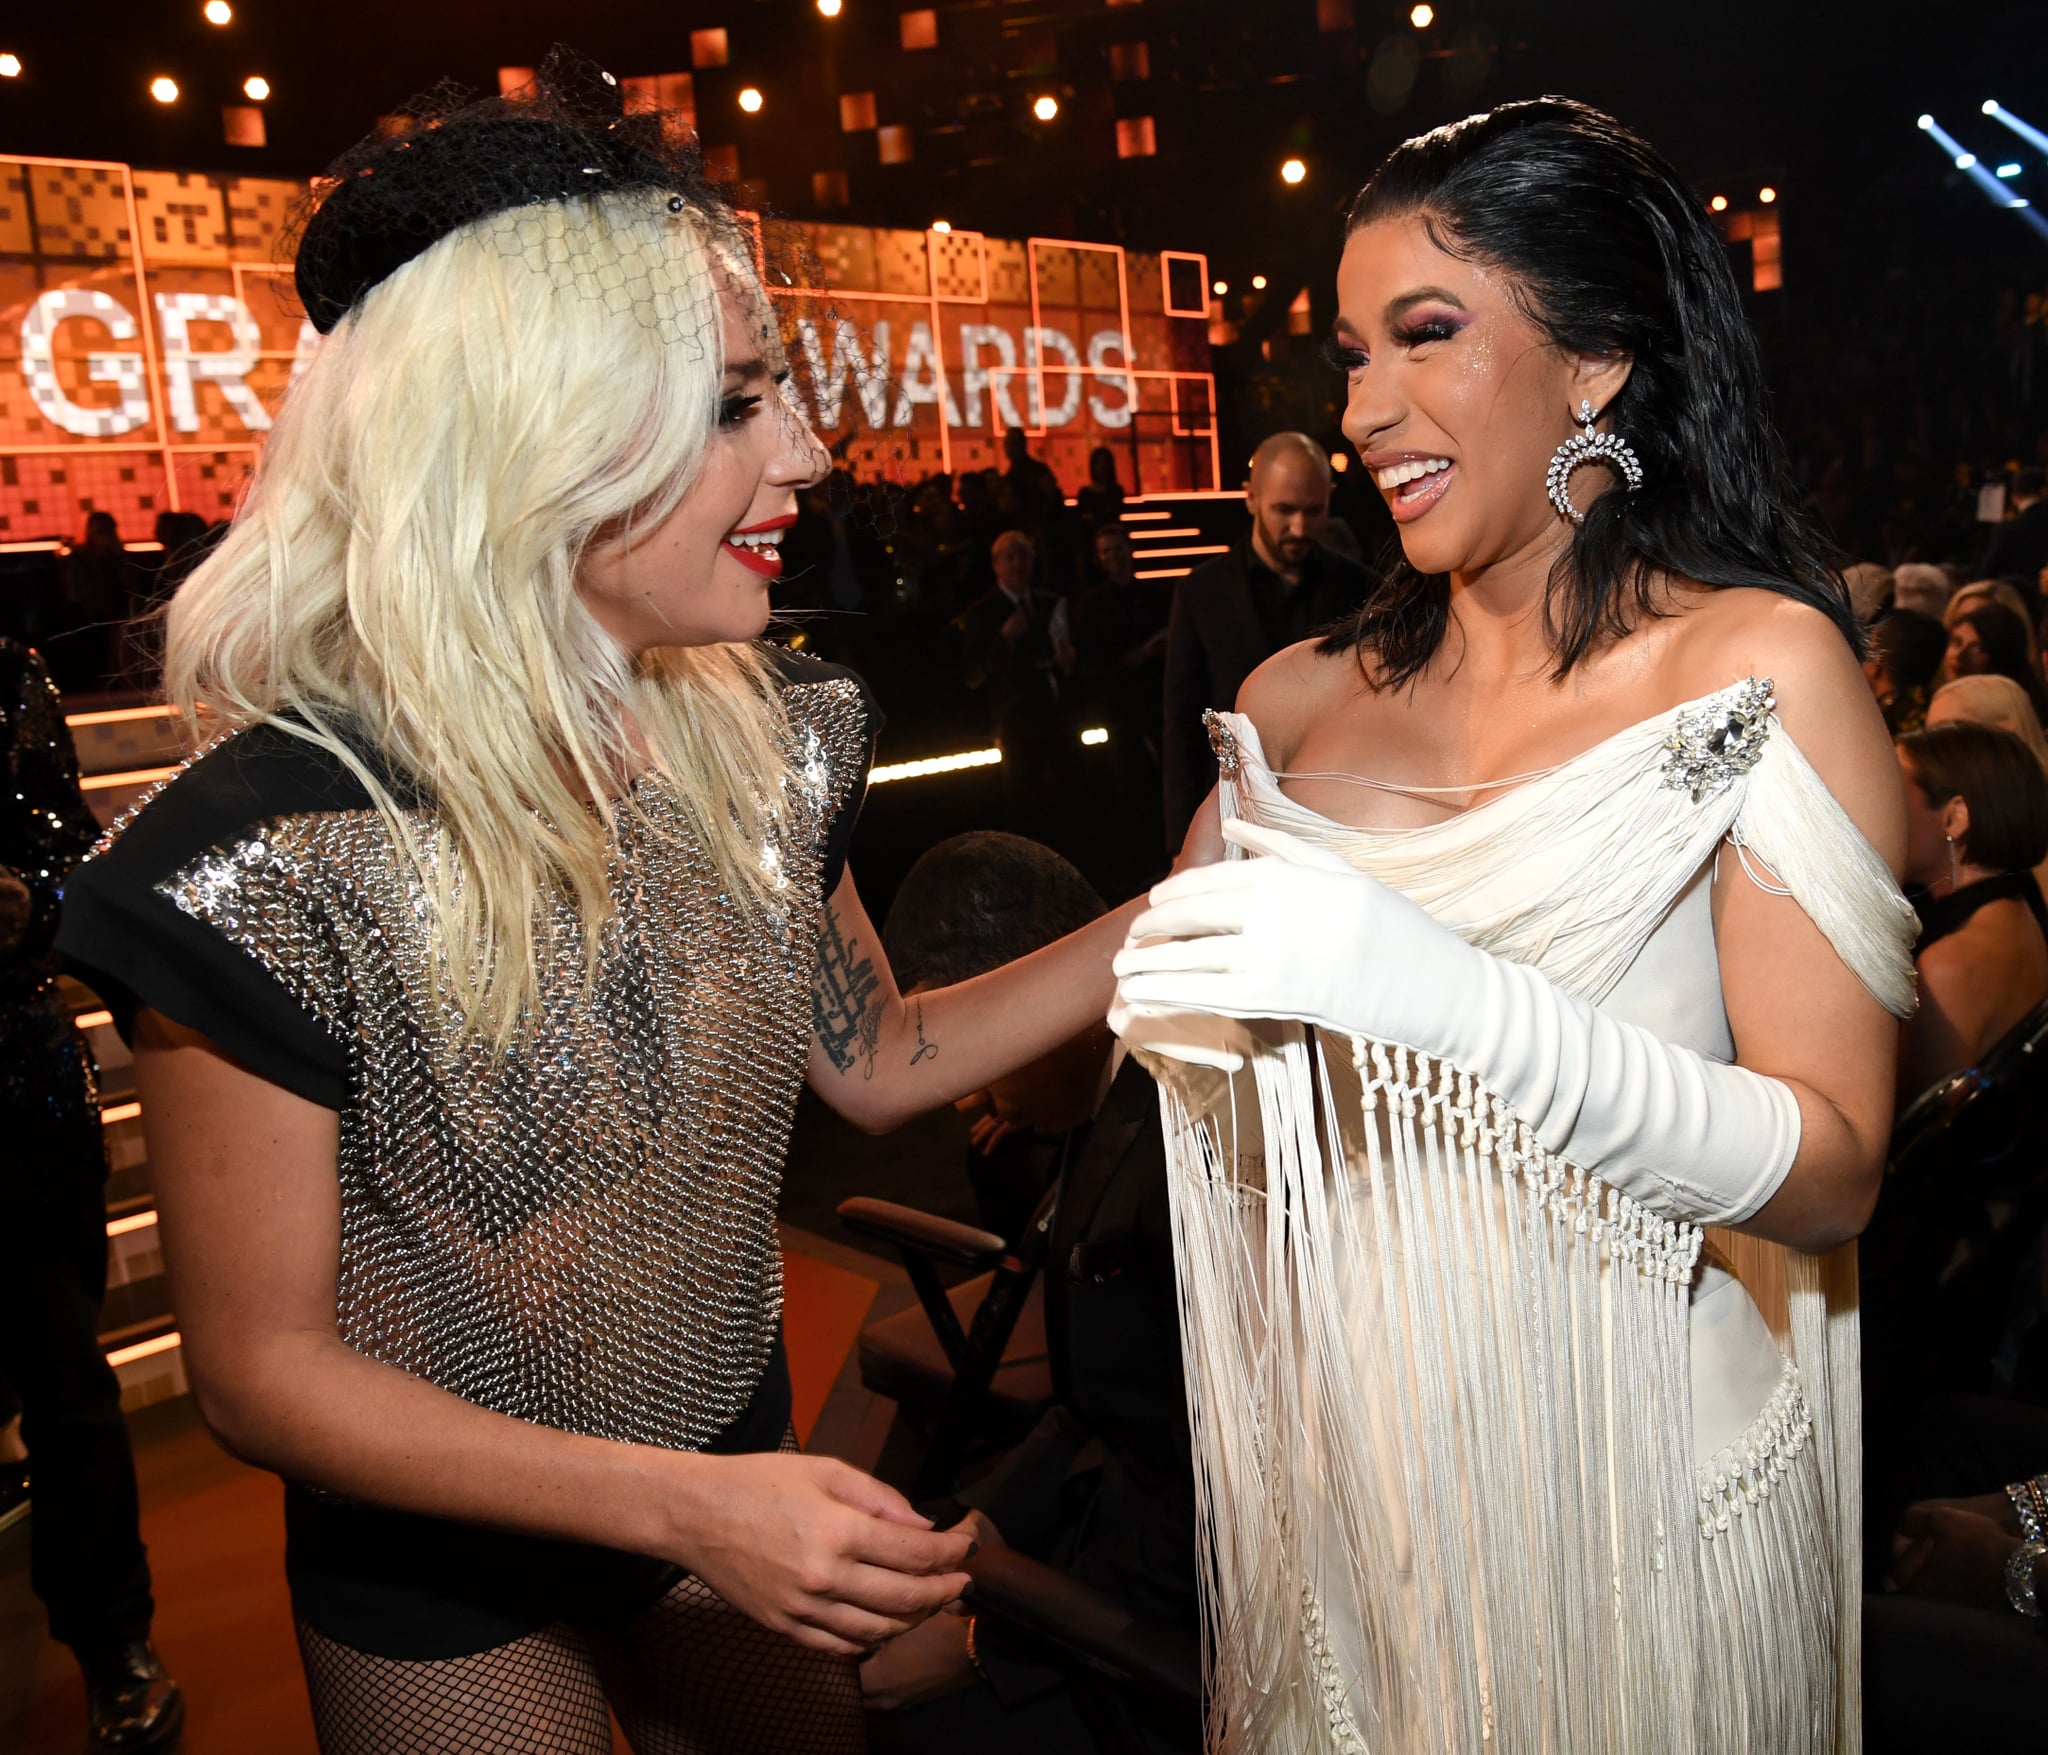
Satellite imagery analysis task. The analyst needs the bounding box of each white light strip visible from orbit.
[1136,566,1193,580]
[1132,527,1202,539]
[868,747,1003,784]
[107,1209,159,1238]
[66,703,177,728]
[101,1100,142,1125]
[1119,510,1172,521]
[74,1008,114,1029]
[81,766,179,791]
[1080,727,1109,746]
[1131,544,1228,559]
[106,1331,180,1368]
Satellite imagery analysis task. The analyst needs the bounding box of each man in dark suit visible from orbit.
[1984,467,2048,596]
[1161,432,1371,848]
[867,833,1197,1755]
[955,530,1077,839]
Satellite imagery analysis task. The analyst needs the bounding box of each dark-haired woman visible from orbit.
[1942,598,2048,726]
[1896,723,2048,1099]
[1111,100,1915,1751]
[1866,608,1949,734]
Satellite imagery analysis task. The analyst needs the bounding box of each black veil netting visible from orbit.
[287,47,835,369]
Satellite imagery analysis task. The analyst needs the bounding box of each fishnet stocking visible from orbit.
[295,1431,863,1755]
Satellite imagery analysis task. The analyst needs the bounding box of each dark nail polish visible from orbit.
[966,1540,980,1558]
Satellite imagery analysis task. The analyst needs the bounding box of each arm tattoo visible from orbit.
[813,907,882,1078]
[909,998,939,1067]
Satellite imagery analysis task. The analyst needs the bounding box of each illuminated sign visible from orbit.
[1,155,1217,542]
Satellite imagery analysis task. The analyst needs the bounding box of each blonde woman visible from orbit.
[57,84,1136,1754]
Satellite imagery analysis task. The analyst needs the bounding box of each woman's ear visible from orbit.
[1571,352,1634,422]
[1941,794,1972,855]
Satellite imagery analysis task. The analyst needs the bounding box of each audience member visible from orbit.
[1844,560,1895,624]
[1865,610,1950,734]
[956,530,1077,837]
[1927,675,2048,770]
[1895,722,2048,1100]
[1160,432,1371,847]
[869,833,1196,1755]
[1983,465,2048,589]
[1073,446,1127,543]
[1001,428,1080,596]
[47,513,144,695]
[0,638,183,1751]
[1942,597,2048,724]
[1891,562,1954,621]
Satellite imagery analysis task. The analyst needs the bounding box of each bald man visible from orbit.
[1160,433,1371,847]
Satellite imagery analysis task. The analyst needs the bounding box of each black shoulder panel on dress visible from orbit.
[56,724,380,1109]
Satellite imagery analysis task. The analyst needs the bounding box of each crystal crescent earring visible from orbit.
[1546,398,1645,524]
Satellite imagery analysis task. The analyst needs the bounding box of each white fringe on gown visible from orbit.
[1149,679,1917,1755]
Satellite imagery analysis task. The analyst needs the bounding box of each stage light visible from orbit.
[1759,186,1778,203]
[930,219,951,232]
[1982,98,2048,160]
[818,0,844,13]
[243,74,269,101]
[1331,452,1350,473]
[1998,163,2023,179]
[203,0,232,23]
[150,76,179,104]
[1212,279,1228,295]
[1033,94,1059,122]
[1251,274,1267,289]
[1709,194,1728,212]
[738,87,763,113]
[1081,727,1109,746]
[1410,3,1434,24]
[1281,157,1307,185]
[1917,111,2048,240]
[0,54,19,79]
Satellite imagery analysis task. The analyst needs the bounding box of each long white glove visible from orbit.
[1111,820,1801,1227]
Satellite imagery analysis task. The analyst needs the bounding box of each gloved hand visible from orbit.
[1111,819,1801,1226]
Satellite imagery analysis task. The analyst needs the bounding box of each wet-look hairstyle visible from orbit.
[1325,97,1857,687]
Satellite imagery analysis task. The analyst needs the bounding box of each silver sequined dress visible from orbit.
[60,656,876,1454]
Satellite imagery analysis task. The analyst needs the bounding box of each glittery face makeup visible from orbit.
[1332,216,1615,580]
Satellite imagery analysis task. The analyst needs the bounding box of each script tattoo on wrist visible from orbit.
[813,909,883,1079]
[910,999,939,1067]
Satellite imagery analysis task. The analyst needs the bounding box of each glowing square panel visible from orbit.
[691,29,729,69]
[900,9,938,50]
[812,170,850,209]
[133,171,231,265]
[1160,251,1209,318]
[840,91,876,132]
[1116,116,1157,160]
[877,125,914,166]
[30,164,133,260]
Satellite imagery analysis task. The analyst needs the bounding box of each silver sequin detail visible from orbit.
[1204,709,1242,782]
[1659,676,1776,804]
[148,680,867,1449]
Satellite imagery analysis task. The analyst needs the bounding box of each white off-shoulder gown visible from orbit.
[1147,678,1916,1755]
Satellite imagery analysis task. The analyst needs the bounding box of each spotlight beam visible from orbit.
[1918,112,2045,238]
[1983,100,2048,161]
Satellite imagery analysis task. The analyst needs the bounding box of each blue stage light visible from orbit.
[1983,99,2048,160]
[1918,112,2048,241]
[1997,163,2023,179]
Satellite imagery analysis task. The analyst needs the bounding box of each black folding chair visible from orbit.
[837,1184,1059,1496]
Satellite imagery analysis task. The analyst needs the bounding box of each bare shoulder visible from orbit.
[1235,639,1368,769]
[1674,586,1904,870]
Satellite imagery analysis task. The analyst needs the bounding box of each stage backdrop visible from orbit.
[0,155,1220,544]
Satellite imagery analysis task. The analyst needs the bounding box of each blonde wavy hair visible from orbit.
[164,191,795,1051]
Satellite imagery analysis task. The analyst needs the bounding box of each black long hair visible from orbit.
[1324,98,1857,687]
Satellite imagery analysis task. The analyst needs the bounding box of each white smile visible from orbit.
[725,530,782,553]
[1373,457,1453,490]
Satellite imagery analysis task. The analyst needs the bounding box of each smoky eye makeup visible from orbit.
[1393,309,1469,346]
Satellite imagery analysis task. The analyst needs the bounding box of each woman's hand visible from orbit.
[662,1452,975,1657]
